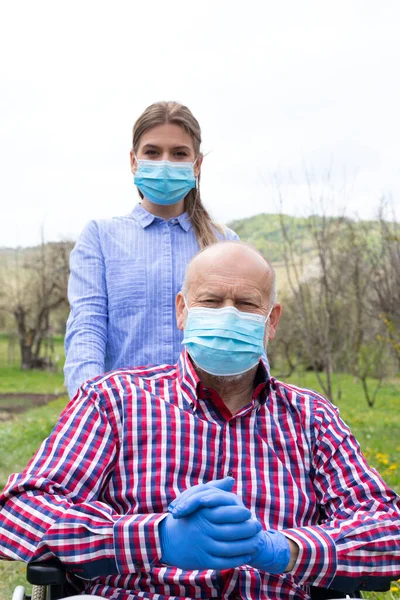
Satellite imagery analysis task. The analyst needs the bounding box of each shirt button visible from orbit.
[227,470,234,477]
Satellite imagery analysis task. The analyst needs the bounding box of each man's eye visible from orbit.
[144,150,159,156]
[174,151,189,158]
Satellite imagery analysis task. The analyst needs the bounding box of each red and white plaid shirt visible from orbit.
[1,350,399,599]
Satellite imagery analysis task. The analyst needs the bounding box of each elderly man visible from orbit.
[0,241,399,600]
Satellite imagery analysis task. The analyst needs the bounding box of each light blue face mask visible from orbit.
[134,159,196,206]
[182,305,271,377]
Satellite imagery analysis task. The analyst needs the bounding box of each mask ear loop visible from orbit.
[132,153,140,176]
[192,157,199,190]
[263,305,275,326]
[182,296,191,329]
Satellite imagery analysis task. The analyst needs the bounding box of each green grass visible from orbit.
[0,334,68,599]
[285,371,400,494]
[0,561,30,599]
[0,397,68,489]
[0,336,399,599]
[0,399,69,599]
[0,364,65,394]
[0,333,66,394]
[284,371,400,600]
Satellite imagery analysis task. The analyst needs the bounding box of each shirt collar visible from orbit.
[130,202,192,232]
[175,211,192,232]
[177,349,271,411]
[252,357,271,405]
[176,349,200,409]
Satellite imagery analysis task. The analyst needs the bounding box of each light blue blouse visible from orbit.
[64,203,239,398]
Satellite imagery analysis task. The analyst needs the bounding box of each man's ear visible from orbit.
[267,303,282,342]
[130,150,137,175]
[176,292,187,331]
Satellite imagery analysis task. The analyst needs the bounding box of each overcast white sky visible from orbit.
[1,0,399,248]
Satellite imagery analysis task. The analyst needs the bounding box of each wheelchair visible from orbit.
[11,559,394,600]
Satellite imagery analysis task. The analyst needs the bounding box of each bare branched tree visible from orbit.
[0,235,72,370]
[278,207,349,401]
[370,204,400,369]
[275,184,395,406]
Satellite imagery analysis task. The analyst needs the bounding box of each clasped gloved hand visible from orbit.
[164,476,291,574]
[168,476,242,518]
[247,529,290,573]
[160,477,263,570]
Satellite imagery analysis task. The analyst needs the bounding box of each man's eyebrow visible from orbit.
[236,295,263,304]
[196,290,262,301]
[196,291,222,299]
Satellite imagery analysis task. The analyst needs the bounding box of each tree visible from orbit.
[276,206,394,406]
[277,210,349,401]
[0,237,73,370]
[370,207,400,369]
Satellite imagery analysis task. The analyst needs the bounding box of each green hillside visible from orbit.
[228,213,319,262]
[227,212,380,262]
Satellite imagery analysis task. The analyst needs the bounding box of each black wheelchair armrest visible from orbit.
[310,574,394,599]
[329,574,392,593]
[26,560,395,599]
[27,559,66,585]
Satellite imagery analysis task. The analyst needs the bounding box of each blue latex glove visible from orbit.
[168,476,252,521]
[248,529,291,573]
[167,477,291,573]
[160,479,263,570]
[168,476,238,517]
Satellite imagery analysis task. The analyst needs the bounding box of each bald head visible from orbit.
[176,240,282,346]
[182,241,277,306]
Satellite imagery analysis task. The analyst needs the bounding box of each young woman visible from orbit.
[64,101,238,398]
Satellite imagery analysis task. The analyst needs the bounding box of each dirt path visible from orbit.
[0,393,61,420]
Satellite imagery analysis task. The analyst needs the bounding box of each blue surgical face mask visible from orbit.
[182,304,272,377]
[133,158,196,206]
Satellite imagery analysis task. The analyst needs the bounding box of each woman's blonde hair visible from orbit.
[132,101,223,248]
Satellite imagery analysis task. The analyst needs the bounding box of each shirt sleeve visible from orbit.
[0,384,165,579]
[64,220,108,399]
[284,396,400,588]
[224,226,240,241]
